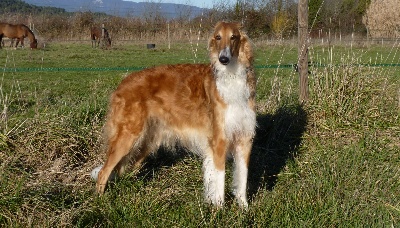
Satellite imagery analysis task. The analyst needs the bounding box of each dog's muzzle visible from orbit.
[219,47,231,65]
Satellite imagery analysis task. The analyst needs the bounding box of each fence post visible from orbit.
[101,24,105,47]
[298,0,309,103]
[167,22,170,49]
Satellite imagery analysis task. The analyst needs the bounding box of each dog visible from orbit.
[94,21,256,208]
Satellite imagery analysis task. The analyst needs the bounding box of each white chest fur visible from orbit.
[215,64,256,139]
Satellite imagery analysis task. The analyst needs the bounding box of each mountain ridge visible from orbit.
[22,0,208,18]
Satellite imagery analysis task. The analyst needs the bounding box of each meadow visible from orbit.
[0,39,399,227]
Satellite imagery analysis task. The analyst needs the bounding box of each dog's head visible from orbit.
[209,21,253,67]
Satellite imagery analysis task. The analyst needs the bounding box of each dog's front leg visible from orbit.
[203,146,226,207]
[232,136,253,209]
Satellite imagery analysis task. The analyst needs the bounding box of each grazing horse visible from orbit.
[91,27,111,48]
[0,22,38,49]
[1,38,15,47]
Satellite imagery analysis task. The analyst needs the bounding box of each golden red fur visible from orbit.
[0,22,37,49]
[94,22,256,208]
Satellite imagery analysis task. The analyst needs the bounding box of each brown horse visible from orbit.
[91,27,111,48]
[0,22,38,49]
[1,38,15,47]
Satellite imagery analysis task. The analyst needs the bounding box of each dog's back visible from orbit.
[107,64,217,154]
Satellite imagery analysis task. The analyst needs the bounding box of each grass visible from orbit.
[0,39,399,227]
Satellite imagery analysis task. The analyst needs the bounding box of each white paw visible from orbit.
[91,166,103,181]
[236,196,248,209]
[204,193,224,208]
[90,165,115,182]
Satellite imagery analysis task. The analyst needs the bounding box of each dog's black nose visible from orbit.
[219,56,230,65]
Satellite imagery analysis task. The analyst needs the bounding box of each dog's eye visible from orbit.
[231,35,238,40]
[215,35,221,40]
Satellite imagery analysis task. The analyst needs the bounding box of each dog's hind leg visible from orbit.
[113,145,150,177]
[96,128,139,194]
[114,154,130,177]
[115,134,156,175]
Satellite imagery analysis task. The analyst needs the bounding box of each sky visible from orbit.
[125,0,215,9]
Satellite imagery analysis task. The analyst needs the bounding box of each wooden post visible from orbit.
[298,0,309,103]
[101,24,105,47]
[167,23,170,50]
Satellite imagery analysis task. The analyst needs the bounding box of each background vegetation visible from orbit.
[1,0,398,42]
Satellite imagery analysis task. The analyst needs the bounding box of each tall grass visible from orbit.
[0,41,399,226]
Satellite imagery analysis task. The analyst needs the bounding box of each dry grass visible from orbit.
[0,41,399,226]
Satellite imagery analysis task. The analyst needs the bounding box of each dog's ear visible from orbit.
[239,25,248,40]
[236,22,243,30]
[236,22,247,34]
[238,26,254,66]
[214,21,224,28]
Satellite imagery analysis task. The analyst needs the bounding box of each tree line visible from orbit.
[0,0,398,41]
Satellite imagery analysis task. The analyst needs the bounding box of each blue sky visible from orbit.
[126,0,215,9]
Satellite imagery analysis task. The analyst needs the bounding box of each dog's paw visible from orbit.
[237,198,248,210]
[91,165,116,181]
[90,165,103,181]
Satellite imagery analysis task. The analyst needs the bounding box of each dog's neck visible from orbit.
[212,61,256,139]
[213,62,250,104]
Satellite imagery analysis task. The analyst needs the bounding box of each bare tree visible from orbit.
[267,0,297,39]
[141,0,167,38]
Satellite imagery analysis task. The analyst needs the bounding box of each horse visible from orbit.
[1,38,15,47]
[0,22,38,49]
[91,27,111,48]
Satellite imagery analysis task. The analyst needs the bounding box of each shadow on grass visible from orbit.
[112,104,308,202]
[134,147,190,182]
[248,104,308,198]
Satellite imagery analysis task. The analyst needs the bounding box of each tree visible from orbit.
[308,0,323,28]
[271,10,293,39]
[363,0,400,38]
[263,0,297,38]
[0,0,66,14]
[73,11,94,32]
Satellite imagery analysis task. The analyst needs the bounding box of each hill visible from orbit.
[0,0,67,14]
[22,0,207,18]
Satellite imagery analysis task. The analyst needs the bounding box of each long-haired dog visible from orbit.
[94,21,256,208]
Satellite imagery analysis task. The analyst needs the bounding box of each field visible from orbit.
[0,39,399,227]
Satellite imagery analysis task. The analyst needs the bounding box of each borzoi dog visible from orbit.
[93,21,256,208]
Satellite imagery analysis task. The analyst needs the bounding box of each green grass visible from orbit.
[0,40,399,227]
